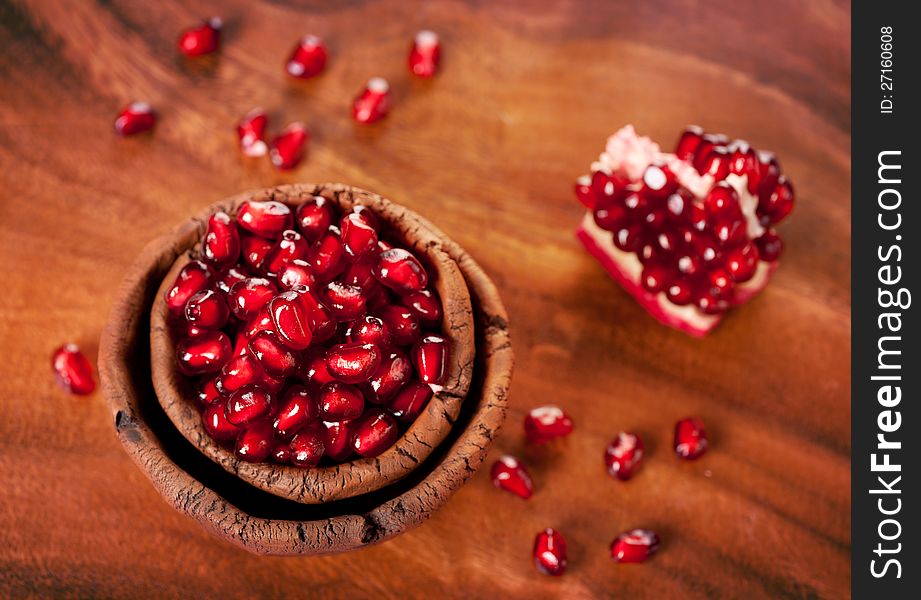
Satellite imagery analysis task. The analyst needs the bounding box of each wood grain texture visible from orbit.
[0,0,850,597]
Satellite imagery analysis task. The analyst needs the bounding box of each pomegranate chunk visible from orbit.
[409,30,440,78]
[352,77,391,124]
[51,344,95,395]
[524,405,574,444]
[269,122,309,170]
[178,17,221,57]
[490,455,533,499]
[286,35,327,79]
[610,529,661,563]
[533,529,568,576]
[351,409,399,457]
[604,432,644,481]
[674,416,708,459]
[114,102,156,136]
[237,108,268,157]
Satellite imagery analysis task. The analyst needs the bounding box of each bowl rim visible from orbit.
[149,184,475,503]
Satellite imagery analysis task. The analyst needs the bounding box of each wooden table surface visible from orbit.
[0,1,850,598]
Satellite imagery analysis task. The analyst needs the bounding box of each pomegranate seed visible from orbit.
[262,229,310,276]
[411,335,448,386]
[352,77,391,124]
[754,151,781,196]
[272,443,292,464]
[665,189,693,222]
[698,147,731,180]
[491,455,533,499]
[691,234,721,266]
[665,279,693,306]
[202,400,240,441]
[322,420,354,462]
[366,349,412,403]
[693,133,729,171]
[215,266,248,295]
[178,17,221,56]
[704,268,734,302]
[273,385,319,438]
[318,381,365,421]
[409,30,440,77]
[351,409,399,457]
[696,289,729,315]
[533,529,568,576]
[248,331,298,377]
[703,183,740,220]
[674,416,708,459]
[277,259,315,291]
[286,35,327,79]
[240,234,273,272]
[323,281,367,320]
[754,229,783,262]
[224,384,274,427]
[268,290,313,350]
[574,176,595,209]
[613,223,644,253]
[300,349,336,388]
[340,212,379,260]
[184,289,230,329]
[724,241,759,283]
[197,376,222,406]
[401,289,442,327]
[236,201,293,239]
[604,432,644,481]
[295,196,335,242]
[290,425,327,467]
[176,331,231,375]
[215,353,263,395]
[378,304,421,346]
[269,122,309,170]
[347,315,391,347]
[591,170,629,205]
[201,211,241,267]
[374,248,428,294]
[114,102,155,136]
[51,344,95,395]
[640,163,677,199]
[228,277,276,321]
[610,529,661,563]
[341,257,379,292]
[640,263,671,294]
[311,228,347,282]
[759,176,795,225]
[235,421,274,463]
[728,140,758,179]
[387,380,432,422]
[164,260,212,315]
[236,108,268,157]
[524,406,574,444]
[594,203,630,232]
[325,342,381,384]
[241,304,275,339]
[674,125,703,161]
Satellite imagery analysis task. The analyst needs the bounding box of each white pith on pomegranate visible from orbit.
[574,125,794,336]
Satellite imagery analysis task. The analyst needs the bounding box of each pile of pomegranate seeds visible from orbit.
[575,125,795,336]
[177,18,222,57]
[51,344,96,395]
[164,197,449,466]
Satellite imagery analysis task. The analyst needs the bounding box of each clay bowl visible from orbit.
[99,194,513,554]
[148,184,476,503]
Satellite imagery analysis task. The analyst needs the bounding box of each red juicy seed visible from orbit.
[401,289,442,327]
[248,331,299,377]
[202,211,240,267]
[411,335,448,386]
[728,140,758,179]
[366,348,412,403]
[696,289,729,315]
[318,381,365,421]
[533,529,568,576]
[176,331,231,376]
[273,385,319,438]
[177,321,211,338]
[323,281,367,321]
[665,189,693,222]
[298,292,337,343]
[322,420,355,462]
[712,217,747,247]
[241,304,276,339]
[340,212,379,260]
[277,259,315,291]
[184,289,230,329]
[373,248,428,294]
[202,400,240,441]
[197,376,222,406]
[300,349,336,389]
[224,384,274,427]
[240,234,273,272]
[674,416,708,459]
[754,151,781,196]
[665,279,693,306]
[387,380,432,422]
[524,405,574,444]
[235,421,275,463]
[644,209,668,230]
[272,443,292,464]
[351,409,399,457]
[347,315,391,347]
[689,201,709,232]
[311,228,347,282]
[691,234,721,266]
[237,108,268,157]
[409,30,440,78]
[759,176,795,225]
[350,205,381,230]
[613,223,644,253]
[640,263,671,294]
[114,102,156,136]
[215,353,264,395]
[491,455,533,499]
[178,17,221,57]
[377,305,421,346]
[290,425,326,467]
[215,266,248,295]
[341,258,379,291]
[674,125,704,161]
[352,77,391,124]
[262,229,310,276]
[675,251,702,277]
[286,35,328,79]
[698,146,731,180]
[268,290,313,350]
[754,229,783,262]
[269,122,309,170]
[591,170,629,205]
[228,277,276,321]
[704,183,740,220]
[295,196,335,242]
[724,241,759,283]
[640,163,677,199]
[51,344,95,395]
[325,342,381,384]
[574,176,595,209]
[165,260,212,315]
[692,133,728,171]
[610,529,661,563]
[236,200,293,239]
[604,432,645,481]
[593,202,630,233]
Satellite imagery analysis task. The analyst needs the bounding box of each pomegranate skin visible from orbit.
[51,344,96,395]
[202,400,240,441]
[178,17,221,57]
[533,529,568,576]
[164,260,212,315]
[176,331,232,376]
[114,102,156,135]
[490,455,533,500]
[610,529,661,563]
[290,425,326,467]
[235,421,274,463]
[524,405,574,444]
[604,432,645,481]
[224,384,274,427]
[408,30,440,78]
[351,409,399,458]
[286,35,327,79]
[325,342,382,384]
[674,417,708,459]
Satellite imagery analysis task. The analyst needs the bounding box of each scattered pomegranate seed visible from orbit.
[408,30,440,78]
[51,344,95,395]
[269,122,309,170]
[386,380,433,422]
[674,417,708,459]
[322,420,355,462]
[114,102,156,136]
[533,529,568,576]
[490,455,533,499]
[235,421,275,462]
[178,17,222,57]
[351,409,399,457]
[224,384,274,427]
[318,381,365,421]
[274,385,319,438]
[184,289,230,330]
[352,77,391,124]
[610,529,661,563]
[524,405,574,444]
[176,331,232,376]
[604,432,644,481]
[325,341,382,384]
[286,35,327,79]
[237,201,293,239]
[202,400,240,441]
[236,108,268,157]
